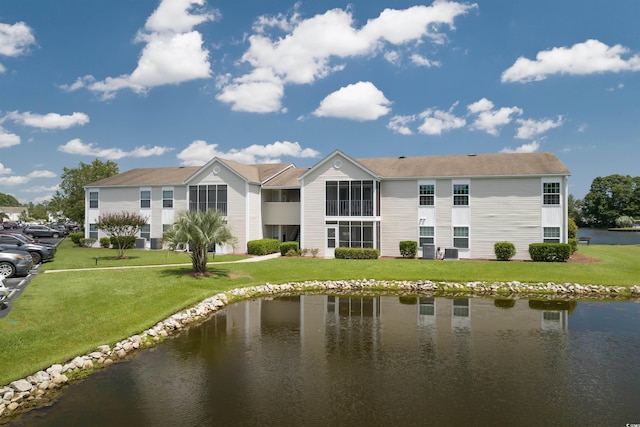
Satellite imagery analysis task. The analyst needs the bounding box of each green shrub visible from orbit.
[568,218,578,238]
[494,299,516,309]
[334,247,379,259]
[99,237,111,248]
[399,241,417,258]
[528,243,571,262]
[79,238,96,248]
[247,238,280,255]
[494,241,516,261]
[69,232,84,246]
[568,238,578,254]
[280,241,300,256]
[310,248,319,258]
[110,235,136,250]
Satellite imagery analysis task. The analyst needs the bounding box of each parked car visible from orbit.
[0,230,56,247]
[0,247,33,278]
[48,224,69,236]
[0,233,56,264]
[0,276,8,304]
[22,225,61,239]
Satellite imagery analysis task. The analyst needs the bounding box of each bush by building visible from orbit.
[334,247,379,259]
[528,243,571,262]
[399,241,417,258]
[247,238,280,255]
[280,241,300,256]
[494,241,516,261]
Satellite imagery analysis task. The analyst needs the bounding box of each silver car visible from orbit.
[0,276,8,304]
[0,247,34,278]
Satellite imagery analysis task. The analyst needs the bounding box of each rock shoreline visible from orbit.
[2,279,639,419]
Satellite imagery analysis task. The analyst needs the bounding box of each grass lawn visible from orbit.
[1,244,638,385]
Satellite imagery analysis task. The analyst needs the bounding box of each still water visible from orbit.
[577,227,640,245]
[8,295,640,426]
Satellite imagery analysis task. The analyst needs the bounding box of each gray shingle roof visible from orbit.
[356,152,570,178]
[86,152,569,188]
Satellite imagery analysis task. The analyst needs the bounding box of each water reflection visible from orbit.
[9,296,640,426]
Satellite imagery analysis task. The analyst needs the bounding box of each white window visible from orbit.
[140,189,151,209]
[453,184,469,206]
[419,226,434,246]
[543,227,560,243]
[89,191,99,209]
[89,224,98,239]
[453,227,469,249]
[140,224,151,240]
[162,189,173,208]
[419,184,434,206]
[543,182,560,205]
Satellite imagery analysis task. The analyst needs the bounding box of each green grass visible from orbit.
[41,238,249,270]
[0,244,638,385]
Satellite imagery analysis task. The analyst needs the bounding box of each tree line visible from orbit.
[570,174,640,228]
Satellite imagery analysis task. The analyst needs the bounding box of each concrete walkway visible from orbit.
[44,252,281,274]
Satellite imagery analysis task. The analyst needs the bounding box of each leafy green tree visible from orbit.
[0,192,20,206]
[28,202,49,221]
[582,175,640,227]
[52,159,119,224]
[163,210,236,276]
[96,211,147,258]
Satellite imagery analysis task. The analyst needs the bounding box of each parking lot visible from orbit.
[0,236,63,319]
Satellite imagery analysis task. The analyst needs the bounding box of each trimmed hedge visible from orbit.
[69,232,84,246]
[528,243,571,262]
[247,238,280,256]
[334,247,379,259]
[399,241,417,259]
[79,238,96,248]
[280,241,300,256]
[99,237,111,248]
[494,241,516,261]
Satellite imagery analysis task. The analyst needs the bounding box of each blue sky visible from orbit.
[1,0,639,204]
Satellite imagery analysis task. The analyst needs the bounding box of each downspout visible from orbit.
[564,176,569,243]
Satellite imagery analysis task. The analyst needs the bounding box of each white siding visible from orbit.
[301,153,376,257]
[379,180,416,257]
[190,163,248,253]
[247,183,262,242]
[434,179,452,251]
[470,178,541,260]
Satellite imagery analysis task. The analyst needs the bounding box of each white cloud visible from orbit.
[27,170,57,179]
[0,127,20,148]
[502,39,640,83]
[500,140,540,153]
[515,116,563,139]
[177,140,320,166]
[387,115,416,135]
[216,69,285,113]
[5,111,90,130]
[410,54,440,68]
[313,81,391,121]
[23,185,59,193]
[66,0,216,99]
[0,175,29,186]
[58,138,171,160]
[0,21,36,57]
[218,2,476,112]
[417,105,465,135]
[467,98,522,136]
[0,163,13,175]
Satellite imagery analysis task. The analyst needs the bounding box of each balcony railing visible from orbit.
[326,200,373,216]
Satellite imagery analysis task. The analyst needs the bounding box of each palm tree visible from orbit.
[164,209,236,275]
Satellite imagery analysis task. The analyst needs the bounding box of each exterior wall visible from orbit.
[379,180,417,257]
[301,153,377,257]
[434,179,453,253]
[470,177,541,260]
[189,163,248,253]
[247,183,262,244]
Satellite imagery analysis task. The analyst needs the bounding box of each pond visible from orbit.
[578,227,640,245]
[7,295,640,426]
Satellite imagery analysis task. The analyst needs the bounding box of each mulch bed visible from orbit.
[567,252,600,263]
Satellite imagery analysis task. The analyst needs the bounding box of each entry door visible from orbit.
[326,226,337,258]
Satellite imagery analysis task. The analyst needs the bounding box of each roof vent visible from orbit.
[468,154,477,157]
[398,156,406,159]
